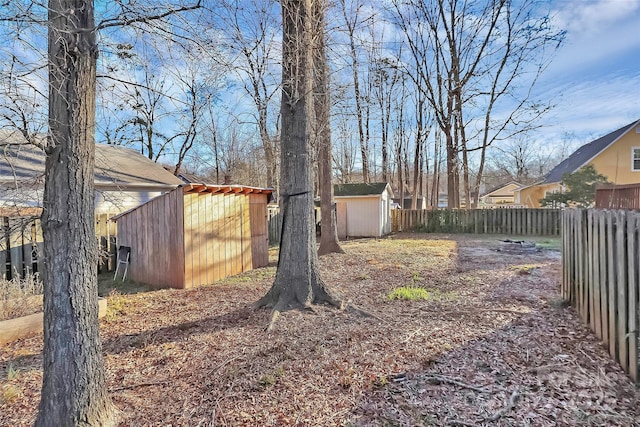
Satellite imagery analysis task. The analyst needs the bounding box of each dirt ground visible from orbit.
[1,233,638,426]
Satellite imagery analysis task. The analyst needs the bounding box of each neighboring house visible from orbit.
[0,131,183,214]
[516,119,640,208]
[334,182,394,238]
[479,181,522,208]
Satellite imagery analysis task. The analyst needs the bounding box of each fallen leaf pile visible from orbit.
[1,233,638,426]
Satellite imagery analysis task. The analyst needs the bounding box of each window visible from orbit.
[633,147,640,171]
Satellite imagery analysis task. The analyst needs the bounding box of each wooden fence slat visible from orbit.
[627,214,638,382]
[599,212,609,345]
[616,211,628,372]
[606,211,617,360]
[586,210,595,333]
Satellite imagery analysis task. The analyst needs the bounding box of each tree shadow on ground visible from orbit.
[101,304,266,356]
[351,302,639,426]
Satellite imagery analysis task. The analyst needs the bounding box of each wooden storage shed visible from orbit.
[113,184,272,289]
[334,182,394,238]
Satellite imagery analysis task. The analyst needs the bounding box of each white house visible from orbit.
[0,131,183,215]
[334,182,394,238]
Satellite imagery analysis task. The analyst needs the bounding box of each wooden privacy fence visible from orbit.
[0,214,118,279]
[393,208,562,236]
[0,216,44,280]
[268,206,282,246]
[95,213,118,272]
[562,209,639,383]
[595,183,640,210]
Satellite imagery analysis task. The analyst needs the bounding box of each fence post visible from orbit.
[626,213,639,383]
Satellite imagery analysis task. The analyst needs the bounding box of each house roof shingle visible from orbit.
[333,182,391,197]
[0,131,183,188]
[543,119,640,184]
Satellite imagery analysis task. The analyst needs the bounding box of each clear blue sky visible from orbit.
[534,0,640,143]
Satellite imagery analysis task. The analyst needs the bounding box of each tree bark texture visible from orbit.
[255,0,340,318]
[37,1,115,425]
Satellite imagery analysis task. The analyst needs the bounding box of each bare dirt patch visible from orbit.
[1,233,638,426]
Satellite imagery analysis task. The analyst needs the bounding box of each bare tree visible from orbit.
[390,0,563,208]
[333,111,357,183]
[37,1,116,424]
[254,0,341,330]
[313,0,343,255]
[216,0,281,191]
[371,56,401,184]
[337,0,371,183]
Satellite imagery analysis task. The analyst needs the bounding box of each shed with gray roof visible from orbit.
[333,182,394,238]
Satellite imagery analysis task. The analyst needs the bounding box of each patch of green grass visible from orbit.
[388,286,457,302]
[6,365,18,381]
[97,272,150,297]
[531,237,561,251]
[509,264,538,275]
[258,367,285,387]
[223,266,276,285]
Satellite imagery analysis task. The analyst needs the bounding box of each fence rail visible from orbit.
[392,208,561,236]
[0,214,118,280]
[562,209,639,383]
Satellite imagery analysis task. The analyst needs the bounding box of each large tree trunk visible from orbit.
[314,0,343,256]
[255,0,340,327]
[37,1,116,426]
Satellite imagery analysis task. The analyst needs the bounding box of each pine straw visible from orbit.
[1,233,638,426]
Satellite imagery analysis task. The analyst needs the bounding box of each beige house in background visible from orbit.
[515,119,640,207]
[478,181,522,207]
[0,131,183,214]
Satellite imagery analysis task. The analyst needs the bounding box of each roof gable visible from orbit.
[0,131,183,188]
[544,119,640,184]
[480,181,522,198]
[333,182,391,197]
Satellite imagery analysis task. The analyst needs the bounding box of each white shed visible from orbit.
[334,182,394,238]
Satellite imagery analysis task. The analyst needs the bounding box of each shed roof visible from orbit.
[0,131,183,188]
[334,182,391,197]
[543,119,640,184]
[111,183,273,220]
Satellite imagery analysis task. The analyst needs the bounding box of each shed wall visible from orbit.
[337,196,382,237]
[249,193,269,268]
[183,191,269,288]
[184,192,242,288]
[116,188,184,288]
